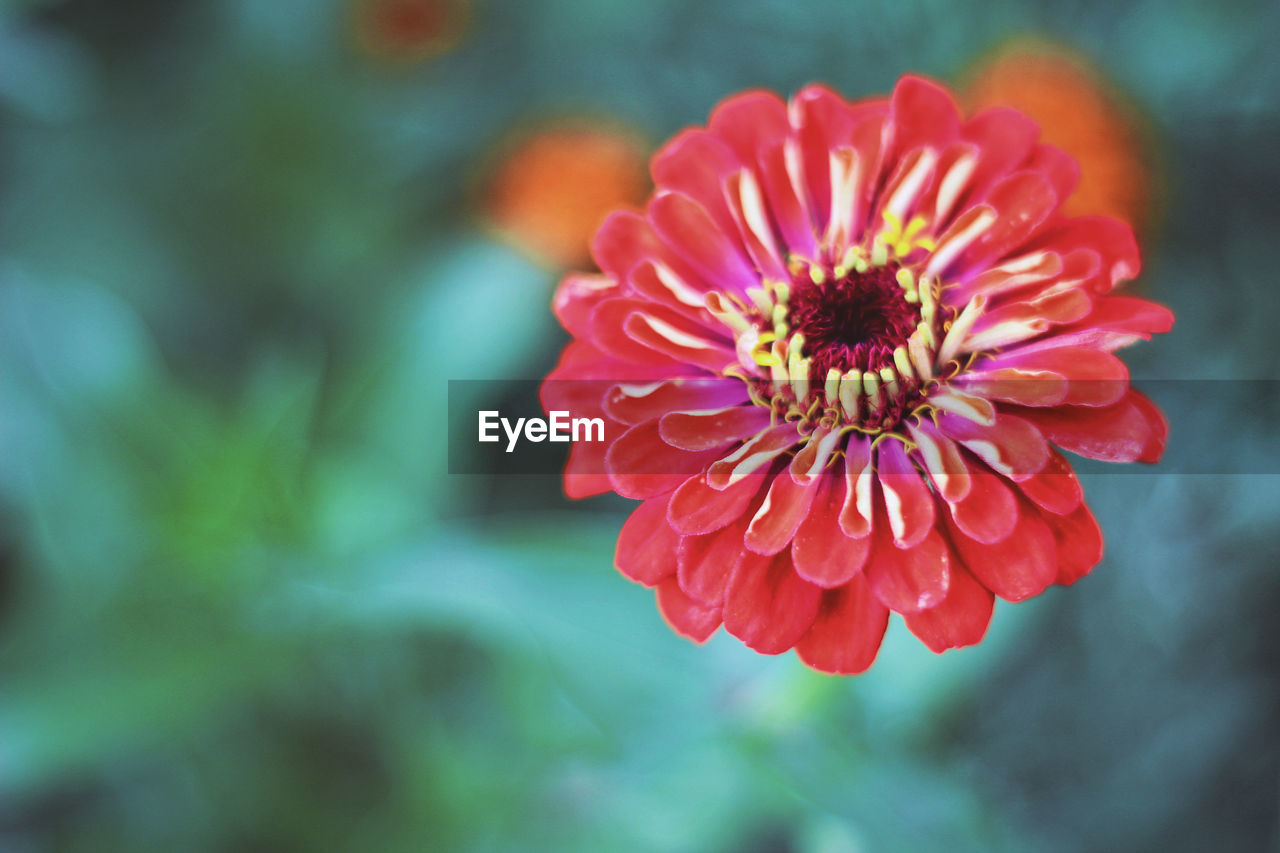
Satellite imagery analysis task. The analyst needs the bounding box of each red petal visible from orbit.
[1013,389,1164,464]
[615,494,680,586]
[959,108,1039,204]
[606,419,720,499]
[708,89,791,165]
[1015,295,1173,354]
[877,439,935,548]
[677,513,751,605]
[955,171,1058,276]
[668,470,766,535]
[889,75,961,156]
[946,465,1019,544]
[659,406,773,451]
[563,440,615,499]
[792,473,871,587]
[723,550,823,654]
[903,564,994,653]
[1015,448,1083,515]
[1052,501,1105,585]
[945,498,1057,602]
[655,576,722,643]
[1026,216,1140,290]
[590,210,661,282]
[864,519,950,614]
[795,575,889,674]
[1025,143,1080,205]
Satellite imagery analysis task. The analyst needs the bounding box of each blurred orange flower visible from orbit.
[481,123,650,269]
[352,0,469,63]
[962,40,1153,230]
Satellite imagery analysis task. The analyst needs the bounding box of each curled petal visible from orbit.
[650,191,757,293]
[660,406,774,451]
[745,469,822,555]
[877,439,935,548]
[553,273,619,338]
[604,378,749,425]
[795,575,889,674]
[908,420,971,502]
[938,411,1049,479]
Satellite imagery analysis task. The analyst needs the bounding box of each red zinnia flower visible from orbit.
[541,77,1172,674]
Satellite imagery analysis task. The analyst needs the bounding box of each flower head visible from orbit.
[541,77,1172,674]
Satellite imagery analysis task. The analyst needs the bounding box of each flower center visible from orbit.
[706,214,958,435]
[787,263,918,379]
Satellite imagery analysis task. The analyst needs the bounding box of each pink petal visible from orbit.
[903,564,994,653]
[792,472,872,588]
[907,420,971,503]
[1013,296,1174,354]
[604,378,749,425]
[553,273,619,338]
[838,433,875,537]
[708,89,792,165]
[651,129,746,241]
[649,191,757,293]
[659,406,774,451]
[723,550,823,654]
[758,141,817,256]
[615,494,680,586]
[959,107,1040,204]
[1025,216,1140,290]
[795,575,889,674]
[655,576,722,643]
[938,411,1049,479]
[954,171,1059,278]
[877,439,935,548]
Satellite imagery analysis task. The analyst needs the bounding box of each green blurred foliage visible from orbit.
[0,0,1277,851]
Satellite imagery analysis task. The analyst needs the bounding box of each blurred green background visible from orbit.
[1,0,1278,850]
